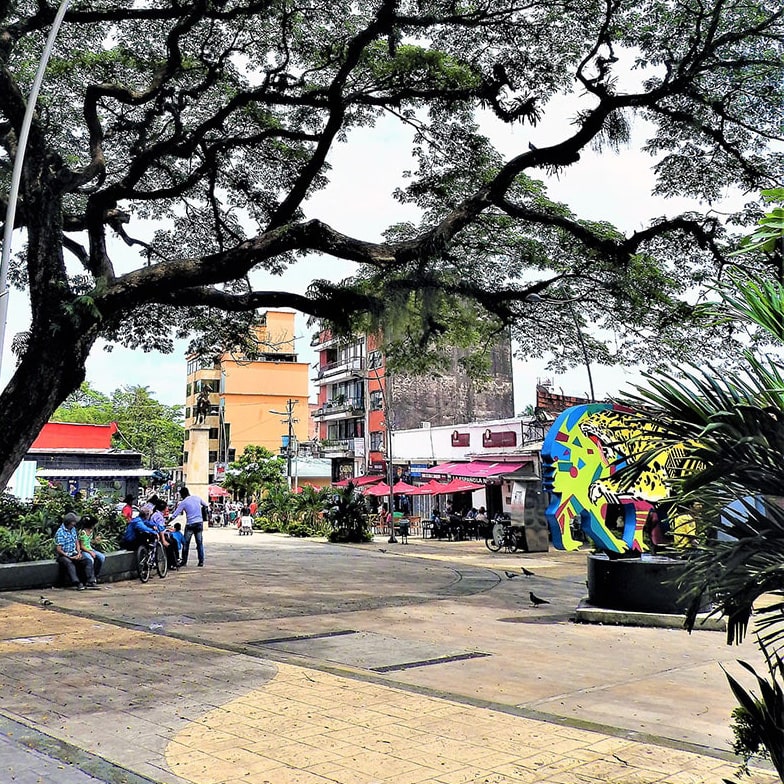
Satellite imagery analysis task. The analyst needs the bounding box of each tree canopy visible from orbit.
[222,445,287,500]
[0,0,782,487]
[51,382,184,468]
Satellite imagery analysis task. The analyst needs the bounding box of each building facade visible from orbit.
[6,422,147,499]
[182,311,310,489]
[311,328,515,483]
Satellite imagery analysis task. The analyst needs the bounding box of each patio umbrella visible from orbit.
[423,479,452,495]
[392,480,422,495]
[405,483,435,496]
[441,477,484,494]
[334,475,383,488]
[208,484,230,498]
[363,482,391,497]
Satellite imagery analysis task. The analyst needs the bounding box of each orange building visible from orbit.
[182,311,310,486]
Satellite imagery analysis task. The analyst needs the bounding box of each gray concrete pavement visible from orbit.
[0,529,775,784]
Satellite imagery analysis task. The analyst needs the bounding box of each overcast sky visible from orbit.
[1,89,730,415]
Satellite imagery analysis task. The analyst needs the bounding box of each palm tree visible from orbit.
[615,195,784,778]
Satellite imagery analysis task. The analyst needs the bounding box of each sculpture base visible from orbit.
[586,552,708,615]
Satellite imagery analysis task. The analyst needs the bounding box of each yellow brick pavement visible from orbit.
[0,601,775,784]
[165,663,774,784]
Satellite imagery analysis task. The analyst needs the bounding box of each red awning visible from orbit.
[451,461,526,479]
[440,477,485,494]
[422,479,452,495]
[420,462,466,476]
[334,474,383,488]
[363,481,425,496]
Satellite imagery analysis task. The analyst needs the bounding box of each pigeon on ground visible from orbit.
[521,567,535,577]
[39,596,53,606]
[377,548,388,554]
[504,570,521,579]
[529,591,549,607]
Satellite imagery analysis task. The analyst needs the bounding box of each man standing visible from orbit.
[168,486,207,567]
[55,512,99,590]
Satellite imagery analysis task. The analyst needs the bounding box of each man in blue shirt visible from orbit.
[168,486,207,566]
[120,507,160,550]
[55,512,98,590]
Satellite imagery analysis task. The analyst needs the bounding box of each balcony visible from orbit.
[313,398,365,420]
[321,439,355,457]
[316,356,365,381]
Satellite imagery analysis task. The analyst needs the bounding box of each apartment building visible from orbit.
[182,311,310,488]
[311,328,514,483]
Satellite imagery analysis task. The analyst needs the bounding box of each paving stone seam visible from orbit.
[0,711,163,784]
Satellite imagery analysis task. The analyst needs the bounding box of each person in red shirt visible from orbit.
[121,494,135,521]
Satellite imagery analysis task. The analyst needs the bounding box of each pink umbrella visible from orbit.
[208,484,230,498]
[392,480,421,495]
[334,474,383,488]
[423,479,452,495]
[363,482,391,497]
[441,477,484,494]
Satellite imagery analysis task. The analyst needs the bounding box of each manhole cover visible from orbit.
[249,630,490,671]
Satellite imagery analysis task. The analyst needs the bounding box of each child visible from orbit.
[168,522,185,563]
[78,515,105,582]
[239,507,254,536]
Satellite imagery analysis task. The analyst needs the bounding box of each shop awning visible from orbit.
[334,474,383,488]
[37,468,151,478]
[420,462,466,476]
[440,477,485,493]
[450,461,527,479]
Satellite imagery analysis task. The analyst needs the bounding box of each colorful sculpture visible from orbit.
[541,404,688,552]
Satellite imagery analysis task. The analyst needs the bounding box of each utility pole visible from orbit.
[269,399,298,490]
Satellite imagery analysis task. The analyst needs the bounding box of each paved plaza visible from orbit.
[0,530,776,784]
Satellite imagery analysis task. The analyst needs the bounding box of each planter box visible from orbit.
[586,552,707,614]
[0,550,138,591]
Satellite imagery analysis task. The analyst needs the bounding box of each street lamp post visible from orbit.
[0,0,72,383]
[269,399,298,490]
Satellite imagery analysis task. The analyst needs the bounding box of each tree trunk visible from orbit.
[0,327,97,490]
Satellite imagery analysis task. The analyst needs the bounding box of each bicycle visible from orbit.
[485,519,524,553]
[135,536,168,583]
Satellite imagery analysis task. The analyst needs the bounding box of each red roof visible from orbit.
[31,422,118,450]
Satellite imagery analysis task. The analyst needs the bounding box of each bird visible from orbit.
[528,141,538,151]
[521,567,535,577]
[39,596,52,606]
[377,548,388,554]
[504,570,521,579]
[530,591,549,607]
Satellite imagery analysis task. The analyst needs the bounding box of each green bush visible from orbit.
[325,486,371,543]
[0,488,126,563]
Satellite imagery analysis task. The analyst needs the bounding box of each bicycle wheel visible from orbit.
[136,544,151,583]
[485,523,503,552]
[155,542,168,578]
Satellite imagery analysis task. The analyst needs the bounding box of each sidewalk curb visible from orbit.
[0,712,161,784]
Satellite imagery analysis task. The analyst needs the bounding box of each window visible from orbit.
[370,431,384,451]
[209,405,220,416]
[186,383,192,398]
[370,390,383,411]
[367,350,383,370]
[209,428,219,440]
[183,430,190,441]
[208,451,218,463]
[183,451,189,463]
[185,407,191,419]
[228,448,236,462]
[195,378,219,394]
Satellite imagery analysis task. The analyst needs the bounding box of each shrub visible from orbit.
[0,487,126,563]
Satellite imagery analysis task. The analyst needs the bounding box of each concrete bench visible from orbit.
[0,550,138,591]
